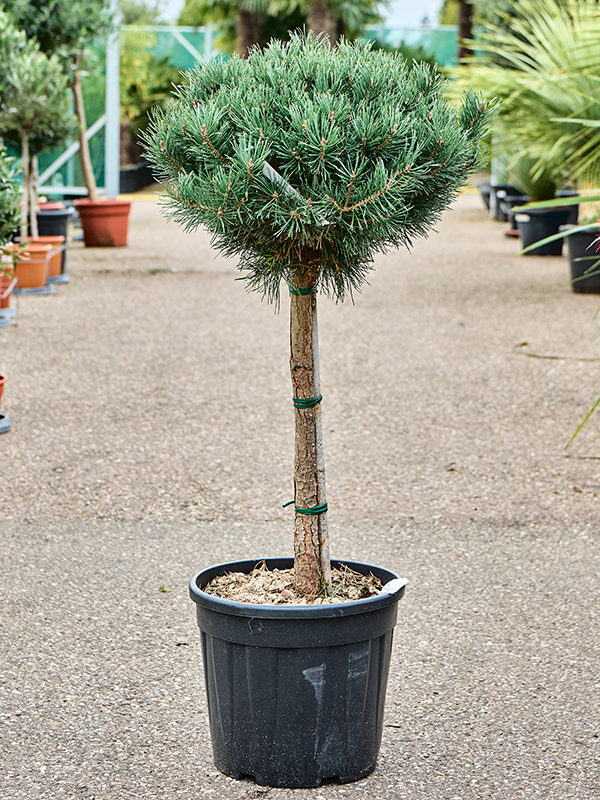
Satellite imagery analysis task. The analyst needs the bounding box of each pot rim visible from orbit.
[190,557,407,619]
[73,199,131,208]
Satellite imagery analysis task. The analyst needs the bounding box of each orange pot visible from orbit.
[0,266,16,309]
[74,199,131,247]
[19,236,65,277]
[9,243,52,288]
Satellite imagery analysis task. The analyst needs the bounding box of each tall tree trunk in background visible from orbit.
[289,271,331,597]
[308,0,339,45]
[20,130,29,241]
[71,65,99,203]
[29,155,39,238]
[458,0,474,61]
[236,9,262,58]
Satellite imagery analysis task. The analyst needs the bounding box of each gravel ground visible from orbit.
[1,192,598,799]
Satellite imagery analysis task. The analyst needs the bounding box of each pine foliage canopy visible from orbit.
[144,33,494,302]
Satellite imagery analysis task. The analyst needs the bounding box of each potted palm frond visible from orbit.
[144,33,494,789]
[448,0,600,251]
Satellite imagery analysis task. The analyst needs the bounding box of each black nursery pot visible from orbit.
[564,225,600,293]
[516,207,571,256]
[37,208,74,274]
[189,558,407,789]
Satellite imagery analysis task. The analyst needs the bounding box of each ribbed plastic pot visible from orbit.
[516,208,571,256]
[564,225,600,293]
[190,558,407,789]
[73,199,131,247]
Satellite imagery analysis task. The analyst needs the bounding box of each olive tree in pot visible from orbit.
[144,33,493,788]
[4,0,131,246]
[0,27,74,291]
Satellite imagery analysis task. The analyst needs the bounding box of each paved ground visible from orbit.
[1,191,598,799]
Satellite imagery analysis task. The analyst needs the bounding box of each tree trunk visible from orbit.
[236,9,262,59]
[29,155,39,239]
[458,1,474,61]
[308,0,339,45]
[71,69,99,203]
[20,131,29,241]
[289,279,331,597]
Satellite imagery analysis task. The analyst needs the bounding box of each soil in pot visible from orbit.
[190,558,407,789]
[516,207,571,256]
[563,225,600,293]
[74,199,131,247]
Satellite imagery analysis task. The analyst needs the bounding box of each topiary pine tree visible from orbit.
[143,32,495,597]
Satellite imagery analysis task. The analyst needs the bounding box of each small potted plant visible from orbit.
[5,0,132,246]
[0,146,21,433]
[0,146,21,328]
[507,154,571,255]
[144,33,493,788]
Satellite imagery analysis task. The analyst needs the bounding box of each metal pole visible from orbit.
[105,0,121,199]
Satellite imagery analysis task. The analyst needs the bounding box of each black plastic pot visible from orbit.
[516,207,571,256]
[562,225,600,293]
[500,194,528,230]
[556,190,579,226]
[477,181,492,210]
[190,558,407,789]
[37,208,74,275]
[490,184,520,221]
[120,162,154,194]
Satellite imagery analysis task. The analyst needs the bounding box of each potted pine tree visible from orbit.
[144,33,493,788]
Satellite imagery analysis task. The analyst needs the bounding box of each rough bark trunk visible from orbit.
[236,9,262,59]
[307,0,339,45]
[71,69,99,203]
[458,1,474,61]
[289,276,331,597]
[29,155,39,239]
[20,131,29,241]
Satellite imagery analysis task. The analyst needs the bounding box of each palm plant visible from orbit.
[178,0,383,56]
[143,33,493,596]
[448,0,600,188]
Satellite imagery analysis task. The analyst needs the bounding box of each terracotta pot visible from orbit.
[38,201,65,211]
[9,243,52,288]
[0,266,16,309]
[74,199,131,247]
[19,236,65,277]
[0,375,5,410]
